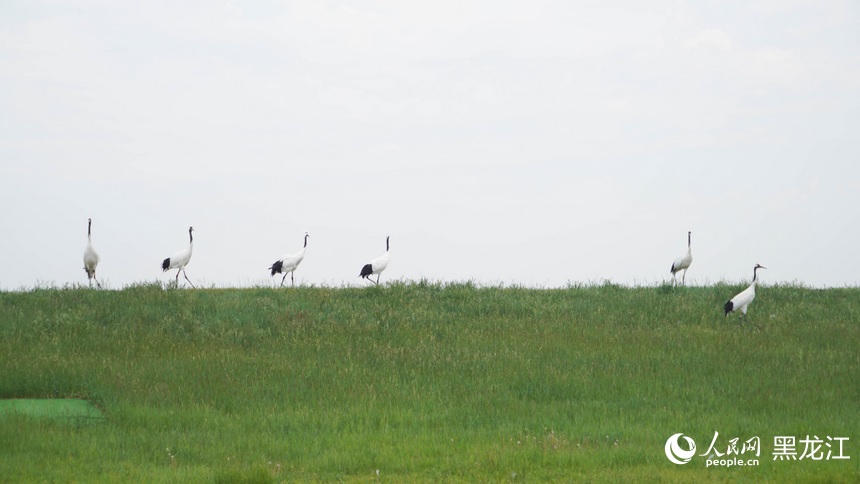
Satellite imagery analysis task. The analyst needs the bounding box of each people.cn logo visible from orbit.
[665,433,697,465]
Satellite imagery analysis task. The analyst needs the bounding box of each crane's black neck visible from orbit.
[88,219,92,237]
[687,231,691,248]
[303,234,308,248]
[385,236,390,252]
[188,227,194,243]
[753,265,759,283]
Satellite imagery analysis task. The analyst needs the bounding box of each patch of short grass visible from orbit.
[0,398,104,421]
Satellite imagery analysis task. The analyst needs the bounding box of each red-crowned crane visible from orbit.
[83,218,101,288]
[670,231,693,285]
[269,232,309,287]
[162,226,195,288]
[359,236,390,285]
[724,264,766,324]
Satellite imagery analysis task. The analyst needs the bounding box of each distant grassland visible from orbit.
[1,282,858,482]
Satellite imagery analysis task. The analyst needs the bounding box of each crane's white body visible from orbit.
[83,218,101,288]
[360,236,390,285]
[728,284,756,316]
[162,226,195,288]
[269,233,308,287]
[365,252,390,275]
[670,231,693,285]
[164,245,193,271]
[724,264,766,323]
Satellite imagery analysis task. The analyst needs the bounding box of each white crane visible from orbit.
[359,236,390,285]
[724,264,766,324]
[162,226,195,288]
[269,232,309,287]
[670,231,693,285]
[82,218,101,288]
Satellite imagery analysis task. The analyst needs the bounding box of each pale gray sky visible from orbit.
[2,1,858,289]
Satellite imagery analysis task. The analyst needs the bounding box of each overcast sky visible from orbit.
[2,1,858,289]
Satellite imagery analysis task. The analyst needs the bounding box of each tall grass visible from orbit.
[0,282,857,481]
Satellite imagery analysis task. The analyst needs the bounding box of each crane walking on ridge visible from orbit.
[83,218,101,288]
[359,236,390,285]
[269,232,309,287]
[670,231,693,285]
[724,264,766,325]
[162,226,195,288]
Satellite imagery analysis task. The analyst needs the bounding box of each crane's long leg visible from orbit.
[280,273,288,287]
[682,269,687,285]
[744,312,760,329]
[376,274,381,285]
[93,274,101,289]
[291,271,295,287]
[182,269,196,289]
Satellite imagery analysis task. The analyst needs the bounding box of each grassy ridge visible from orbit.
[0,282,858,482]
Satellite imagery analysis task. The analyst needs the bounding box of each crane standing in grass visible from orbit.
[269,232,309,287]
[724,264,766,324]
[162,226,195,288]
[83,218,101,288]
[670,231,693,285]
[359,236,390,285]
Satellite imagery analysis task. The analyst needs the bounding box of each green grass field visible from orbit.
[1,282,857,482]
